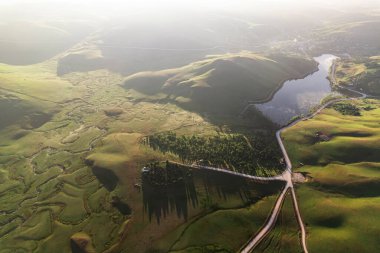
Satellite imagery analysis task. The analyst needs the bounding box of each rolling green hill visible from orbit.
[0,62,81,131]
[123,53,317,117]
[283,98,380,253]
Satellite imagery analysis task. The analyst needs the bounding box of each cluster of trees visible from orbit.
[332,102,361,116]
[147,132,283,176]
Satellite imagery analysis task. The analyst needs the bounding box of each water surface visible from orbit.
[254,54,338,125]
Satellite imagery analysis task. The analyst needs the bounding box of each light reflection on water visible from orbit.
[254,54,338,125]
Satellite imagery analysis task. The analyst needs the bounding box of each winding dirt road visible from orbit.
[242,58,367,252]
[183,57,369,252]
[194,82,367,253]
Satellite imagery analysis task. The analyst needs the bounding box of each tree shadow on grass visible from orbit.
[91,166,119,191]
[142,163,285,224]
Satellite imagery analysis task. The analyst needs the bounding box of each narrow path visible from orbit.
[291,187,307,252]
[193,164,286,182]
[241,185,290,253]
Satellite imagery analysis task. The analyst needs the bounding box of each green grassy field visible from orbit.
[153,187,284,253]
[0,60,166,252]
[283,98,380,253]
[283,99,380,166]
[0,43,320,253]
[0,51,292,253]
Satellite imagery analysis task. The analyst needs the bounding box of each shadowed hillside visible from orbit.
[123,53,317,117]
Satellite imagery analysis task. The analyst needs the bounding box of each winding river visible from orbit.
[255,54,338,125]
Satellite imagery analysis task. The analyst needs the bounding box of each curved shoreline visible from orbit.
[239,60,320,117]
[247,60,320,104]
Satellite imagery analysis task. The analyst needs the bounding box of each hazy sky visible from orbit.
[0,0,378,23]
[1,0,378,10]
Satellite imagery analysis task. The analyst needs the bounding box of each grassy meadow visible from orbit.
[282,98,380,253]
[0,61,133,252]
[0,49,295,253]
[154,184,284,253]
[0,61,223,252]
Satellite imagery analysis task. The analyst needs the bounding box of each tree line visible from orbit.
[146,132,283,176]
[332,102,361,116]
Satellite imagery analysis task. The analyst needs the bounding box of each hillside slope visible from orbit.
[123,53,317,116]
[283,99,380,253]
